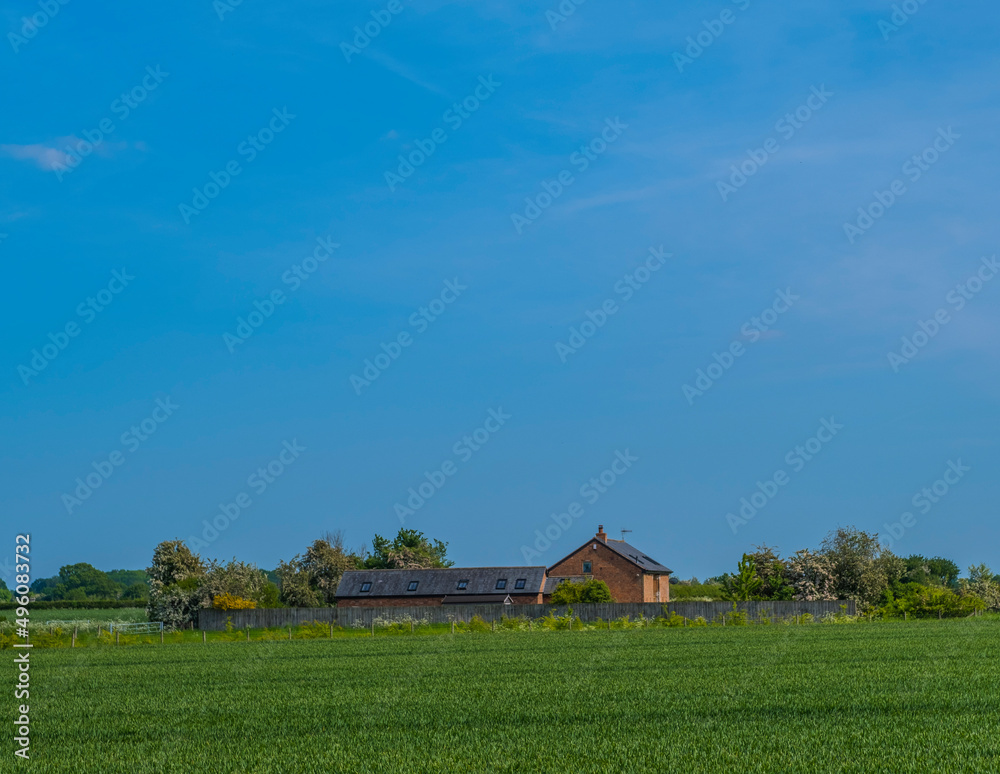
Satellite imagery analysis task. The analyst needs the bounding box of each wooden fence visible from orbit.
[198,600,855,631]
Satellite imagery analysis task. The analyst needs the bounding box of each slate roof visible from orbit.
[602,539,672,574]
[335,567,547,599]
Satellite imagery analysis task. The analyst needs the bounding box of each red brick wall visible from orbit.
[548,541,648,603]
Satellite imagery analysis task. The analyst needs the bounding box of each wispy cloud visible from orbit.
[1,137,146,173]
[1,142,71,171]
[364,49,452,99]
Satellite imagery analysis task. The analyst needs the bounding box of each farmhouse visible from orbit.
[546,526,672,603]
[335,526,672,606]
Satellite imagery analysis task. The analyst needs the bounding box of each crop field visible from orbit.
[14,620,1000,773]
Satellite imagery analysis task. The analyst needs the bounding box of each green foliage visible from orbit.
[902,556,960,588]
[882,584,984,618]
[724,554,763,601]
[549,579,613,604]
[363,528,453,569]
[668,582,726,601]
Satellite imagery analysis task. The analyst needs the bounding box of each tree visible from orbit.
[299,532,362,604]
[363,528,452,570]
[784,549,837,601]
[744,545,794,600]
[275,558,322,607]
[819,527,903,609]
[49,563,120,600]
[550,579,613,604]
[0,578,11,603]
[147,540,206,592]
[961,564,1000,612]
[146,540,208,629]
[902,556,960,588]
[724,554,764,601]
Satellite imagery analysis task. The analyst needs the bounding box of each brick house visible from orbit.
[335,567,547,607]
[546,526,672,603]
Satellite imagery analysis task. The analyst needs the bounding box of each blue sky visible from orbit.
[2,0,998,582]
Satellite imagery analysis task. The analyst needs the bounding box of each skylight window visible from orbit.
[407,581,419,591]
[360,582,372,592]
[515,578,526,589]
[496,579,507,590]
[456,580,469,590]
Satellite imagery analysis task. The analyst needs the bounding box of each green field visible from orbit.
[15,621,1000,773]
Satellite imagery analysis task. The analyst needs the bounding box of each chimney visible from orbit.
[596,525,607,543]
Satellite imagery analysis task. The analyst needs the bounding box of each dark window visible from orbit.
[514,578,526,590]
[456,580,469,590]
[583,561,592,574]
[496,579,507,590]
[360,582,372,592]
[407,581,419,591]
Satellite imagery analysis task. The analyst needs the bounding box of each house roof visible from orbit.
[546,533,673,576]
[335,567,547,599]
[602,538,672,574]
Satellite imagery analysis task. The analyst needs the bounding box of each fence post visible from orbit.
[451,621,455,635]
[72,629,76,648]
[203,630,207,644]
[330,623,334,638]
[722,615,726,627]
[288,627,292,641]
[411,621,414,634]
[161,630,164,644]
[492,619,495,633]
[371,621,375,637]
[116,632,120,646]
[248,629,251,642]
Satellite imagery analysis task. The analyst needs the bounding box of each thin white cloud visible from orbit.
[1,142,71,171]
[364,48,452,99]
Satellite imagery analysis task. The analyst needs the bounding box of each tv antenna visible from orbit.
[620,529,632,541]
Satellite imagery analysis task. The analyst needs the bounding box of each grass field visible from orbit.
[15,620,1000,773]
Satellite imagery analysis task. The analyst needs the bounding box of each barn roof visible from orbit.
[335,567,547,599]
